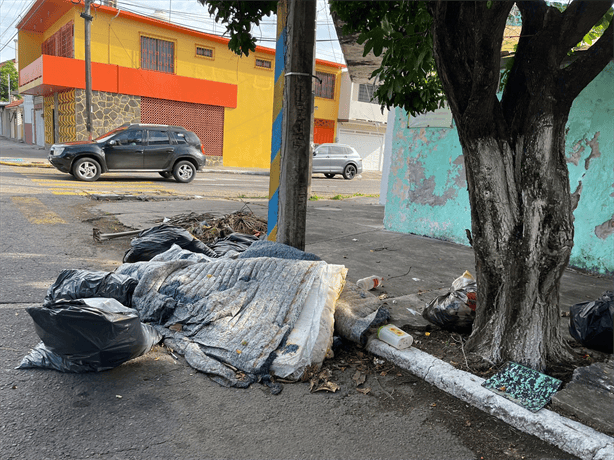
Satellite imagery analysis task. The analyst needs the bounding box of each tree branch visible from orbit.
[558,18,614,104]
[557,0,613,57]
[428,1,512,122]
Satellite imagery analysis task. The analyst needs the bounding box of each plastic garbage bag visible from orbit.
[209,232,260,257]
[43,269,137,307]
[150,244,216,263]
[18,298,161,372]
[569,291,613,353]
[123,224,218,263]
[422,270,477,332]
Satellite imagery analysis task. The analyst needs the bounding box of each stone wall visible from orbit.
[74,90,140,140]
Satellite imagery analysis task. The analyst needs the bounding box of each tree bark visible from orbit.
[461,111,575,371]
[427,0,612,370]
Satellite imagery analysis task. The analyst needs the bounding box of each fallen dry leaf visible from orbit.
[356,387,371,395]
[312,381,340,393]
[353,370,367,386]
[169,323,183,332]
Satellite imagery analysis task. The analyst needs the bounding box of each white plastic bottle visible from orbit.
[377,324,413,349]
[357,275,384,291]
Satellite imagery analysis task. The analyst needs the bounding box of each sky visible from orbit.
[0,0,346,65]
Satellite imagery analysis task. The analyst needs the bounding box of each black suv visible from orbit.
[48,124,207,183]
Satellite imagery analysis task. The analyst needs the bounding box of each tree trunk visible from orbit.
[424,0,613,371]
[459,107,576,371]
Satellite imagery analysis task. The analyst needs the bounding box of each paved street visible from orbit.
[0,138,592,459]
[0,139,382,200]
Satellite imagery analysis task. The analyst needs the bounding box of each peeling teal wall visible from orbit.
[384,62,613,274]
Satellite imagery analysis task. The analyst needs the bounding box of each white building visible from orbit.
[336,69,388,171]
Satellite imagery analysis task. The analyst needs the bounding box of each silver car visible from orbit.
[312,143,363,180]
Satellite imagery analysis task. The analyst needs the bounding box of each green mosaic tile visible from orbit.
[482,362,562,412]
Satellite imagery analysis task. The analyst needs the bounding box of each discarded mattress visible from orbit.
[124,253,347,386]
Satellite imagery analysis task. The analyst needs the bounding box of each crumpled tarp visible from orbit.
[119,250,346,387]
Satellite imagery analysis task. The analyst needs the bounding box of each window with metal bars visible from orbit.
[196,46,213,59]
[314,71,335,99]
[141,36,175,73]
[358,84,379,104]
[255,58,272,69]
[42,22,74,58]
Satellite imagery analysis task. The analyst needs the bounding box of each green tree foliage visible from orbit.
[198,1,277,56]
[0,60,19,102]
[330,1,444,116]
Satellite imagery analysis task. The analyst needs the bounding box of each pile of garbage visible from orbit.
[19,210,390,392]
[162,209,267,244]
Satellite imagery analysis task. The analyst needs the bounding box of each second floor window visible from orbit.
[255,58,272,69]
[141,36,174,73]
[42,21,74,58]
[358,84,379,104]
[196,46,213,58]
[315,71,335,99]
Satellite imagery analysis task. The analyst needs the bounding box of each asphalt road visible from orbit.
[0,149,580,459]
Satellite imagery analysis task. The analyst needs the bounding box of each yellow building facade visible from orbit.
[17,0,345,168]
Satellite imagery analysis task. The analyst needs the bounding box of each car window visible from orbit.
[184,131,201,146]
[148,130,170,145]
[112,129,143,146]
[171,132,188,144]
[330,146,345,155]
[315,146,328,155]
[96,126,128,142]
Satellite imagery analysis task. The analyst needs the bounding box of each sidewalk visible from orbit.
[3,135,613,459]
[93,196,614,460]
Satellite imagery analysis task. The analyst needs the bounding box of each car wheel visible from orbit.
[173,161,196,183]
[324,173,335,179]
[159,171,172,179]
[72,158,101,182]
[343,164,357,180]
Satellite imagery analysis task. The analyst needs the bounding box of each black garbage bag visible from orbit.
[44,269,137,307]
[569,291,613,354]
[422,271,477,332]
[123,224,218,263]
[209,232,260,257]
[18,298,161,372]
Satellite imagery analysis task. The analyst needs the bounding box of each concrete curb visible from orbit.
[366,339,614,460]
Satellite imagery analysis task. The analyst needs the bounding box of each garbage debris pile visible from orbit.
[19,210,389,391]
[161,210,267,245]
[422,270,477,333]
[419,270,613,357]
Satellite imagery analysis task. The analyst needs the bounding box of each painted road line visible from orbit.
[47,190,89,196]
[11,196,67,224]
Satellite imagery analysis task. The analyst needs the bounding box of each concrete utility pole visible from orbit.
[81,0,94,140]
[276,0,317,251]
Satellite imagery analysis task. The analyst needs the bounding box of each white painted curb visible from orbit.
[367,338,614,460]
